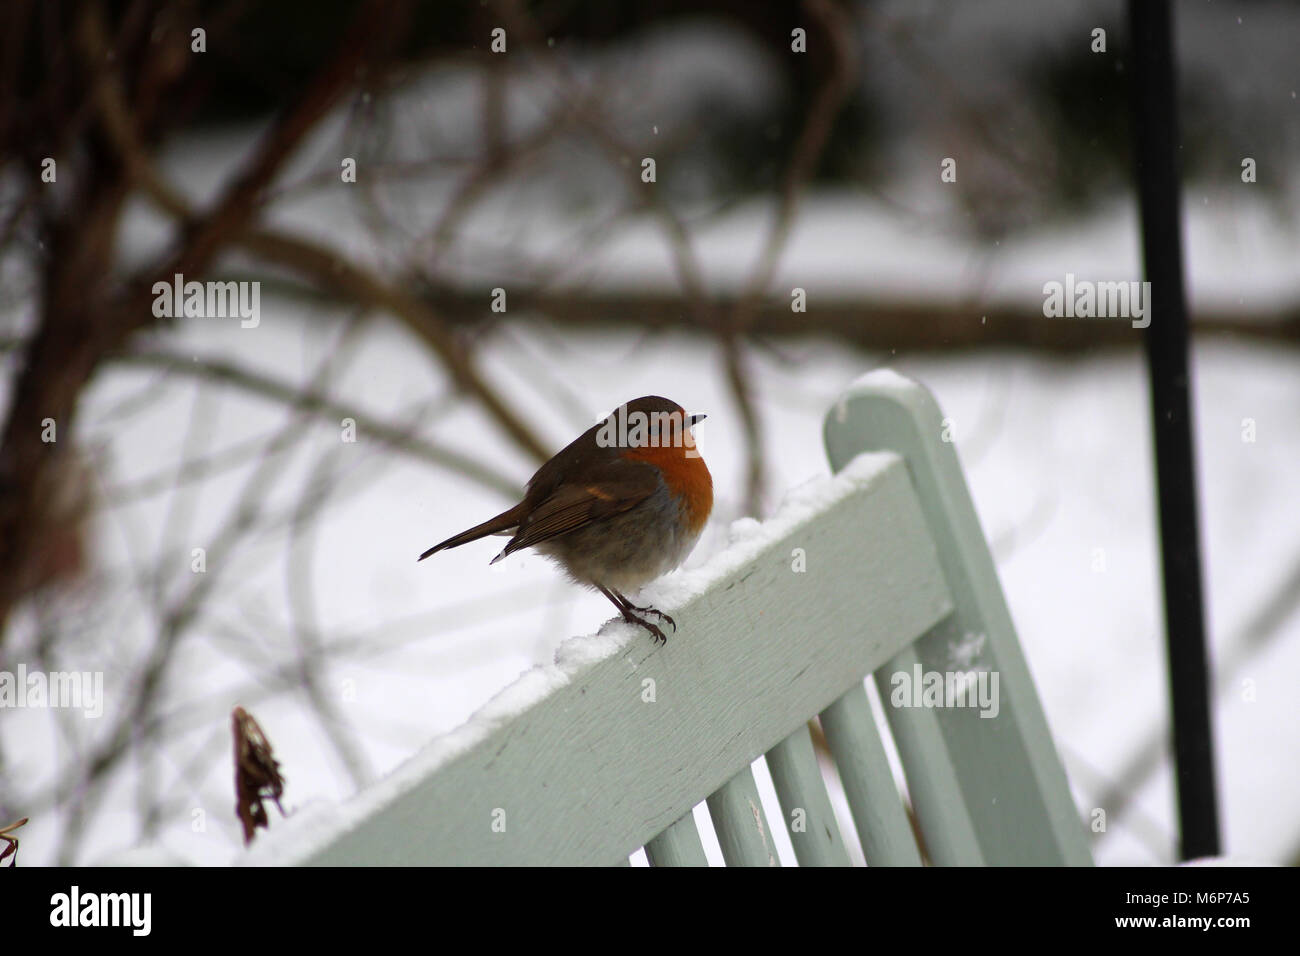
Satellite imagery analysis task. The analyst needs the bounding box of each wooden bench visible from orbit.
[255,370,1092,866]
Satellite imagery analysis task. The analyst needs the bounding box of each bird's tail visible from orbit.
[417,502,527,562]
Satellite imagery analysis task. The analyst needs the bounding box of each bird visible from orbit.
[418,396,712,645]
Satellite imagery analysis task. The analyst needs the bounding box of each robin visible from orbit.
[418,396,712,645]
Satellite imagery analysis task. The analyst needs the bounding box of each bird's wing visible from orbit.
[499,474,658,558]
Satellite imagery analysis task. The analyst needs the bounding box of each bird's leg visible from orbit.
[613,590,676,631]
[609,588,675,634]
[597,586,670,645]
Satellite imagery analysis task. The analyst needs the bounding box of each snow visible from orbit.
[1180,856,1276,868]
[846,368,920,402]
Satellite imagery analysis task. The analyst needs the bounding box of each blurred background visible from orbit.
[1,0,1297,866]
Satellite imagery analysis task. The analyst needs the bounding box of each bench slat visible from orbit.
[706,767,780,866]
[872,642,985,864]
[765,725,852,866]
[820,683,923,865]
[644,811,708,867]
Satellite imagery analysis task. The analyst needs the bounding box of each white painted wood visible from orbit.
[258,452,952,866]
[871,642,984,865]
[765,725,853,866]
[824,371,1093,866]
[819,683,924,865]
[706,766,781,866]
[644,811,708,867]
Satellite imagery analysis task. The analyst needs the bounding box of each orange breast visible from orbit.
[624,444,713,534]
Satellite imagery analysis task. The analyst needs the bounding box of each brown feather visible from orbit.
[500,473,658,558]
[417,501,529,561]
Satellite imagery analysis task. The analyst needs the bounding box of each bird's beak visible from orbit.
[688,413,707,426]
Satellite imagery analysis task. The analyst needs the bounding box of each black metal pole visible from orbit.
[1127,0,1220,860]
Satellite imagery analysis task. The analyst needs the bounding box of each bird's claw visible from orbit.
[623,611,669,646]
[628,604,676,632]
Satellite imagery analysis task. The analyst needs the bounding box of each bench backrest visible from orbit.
[262,370,1091,866]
